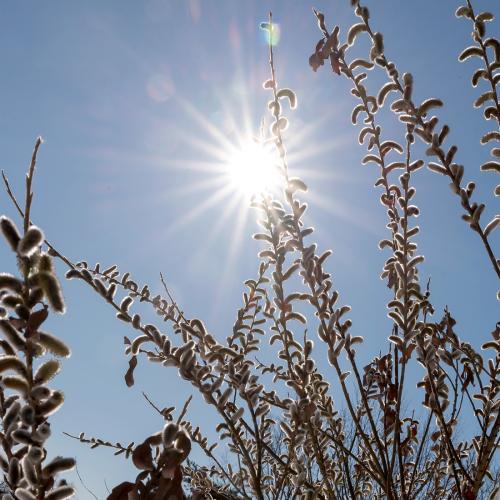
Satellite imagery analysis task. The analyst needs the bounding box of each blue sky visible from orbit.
[0,1,498,497]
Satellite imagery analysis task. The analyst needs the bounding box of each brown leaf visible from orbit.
[461,364,474,391]
[132,440,154,471]
[387,383,398,402]
[463,488,476,500]
[26,307,48,336]
[125,355,138,387]
[309,39,326,72]
[8,317,26,330]
[107,481,135,500]
[330,53,341,75]
[157,466,184,500]
[492,322,500,341]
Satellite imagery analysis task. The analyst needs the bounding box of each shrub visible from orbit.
[0,1,498,499]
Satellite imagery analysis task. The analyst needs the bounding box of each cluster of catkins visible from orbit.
[108,420,192,499]
[0,216,75,500]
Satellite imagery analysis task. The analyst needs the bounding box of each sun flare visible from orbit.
[225,140,281,199]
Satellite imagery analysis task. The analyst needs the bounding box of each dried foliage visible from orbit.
[0,2,499,499]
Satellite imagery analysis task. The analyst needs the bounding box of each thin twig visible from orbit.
[176,395,193,425]
[142,391,164,417]
[160,272,186,323]
[2,169,76,270]
[75,465,99,500]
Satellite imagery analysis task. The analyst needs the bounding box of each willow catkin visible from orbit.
[1,376,29,395]
[41,457,76,479]
[0,274,23,292]
[11,428,34,446]
[34,359,61,384]
[36,272,65,314]
[34,422,51,443]
[20,405,35,426]
[27,446,43,463]
[0,216,21,252]
[162,422,179,447]
[30,386,51,401]
[44,486,75,500]
[37,391,64,418]
[26,287,44,308]
[0,356,27,376]
[0,320,26,350]
[3,401,21,429]
[8,457,21,486]
[36,332,71,358]
[17,226,44,257]
[14,489,36,500]
[38,253,54,273]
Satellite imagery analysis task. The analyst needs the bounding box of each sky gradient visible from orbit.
[0,1,498,497]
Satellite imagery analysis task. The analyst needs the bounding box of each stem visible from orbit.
[24,137,43,234]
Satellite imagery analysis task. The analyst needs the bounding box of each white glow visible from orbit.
[225,140,281,198]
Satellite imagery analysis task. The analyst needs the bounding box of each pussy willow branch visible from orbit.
[390,131,415,497]
[312,9,499,496]
[0,178,268,497]
[3,172,312,496]
[81,266,320,496]
[143,392,247,498]
[406,410,433,498]
[19,136,60,499]
[272,64,392,500]
[350,2,499,279]
[421,350,472,493]
[2,169,76,271]
[346,4,500,488]
[268,16,391,495]
[261,201,295,380]
[472,357,500,495]
[336,53,416,487]
[63,432,131,454]
[259,147,339,495]
[465,0,500,133]
[270,15,365,496]
[160,271,187,325]
[313,19,422,495]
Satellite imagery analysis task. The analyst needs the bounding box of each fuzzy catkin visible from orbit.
[17,226,44,257]
[14,489,36,500]
[44,486,75,500]
[42,457,76,479]
[0,216,21,252]
[37,272,65,314]
[36,332,71,358]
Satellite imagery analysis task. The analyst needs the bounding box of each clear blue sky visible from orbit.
[0,1,498,497]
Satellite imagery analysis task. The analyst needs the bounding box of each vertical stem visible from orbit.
[24,137,43,234]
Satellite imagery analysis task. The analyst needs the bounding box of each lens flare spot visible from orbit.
[261,23,281,46]
[147,74,175,102]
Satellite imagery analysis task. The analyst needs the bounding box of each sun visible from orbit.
[224,139,282,199]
